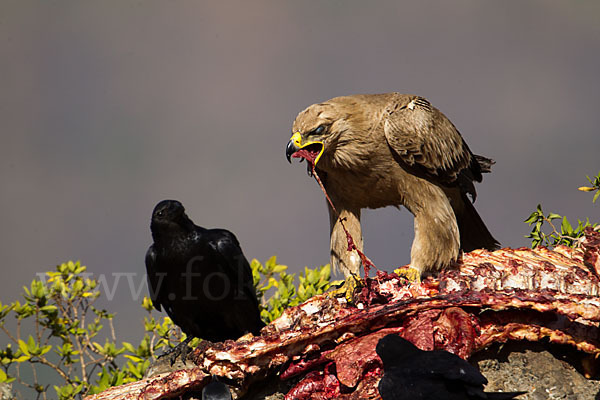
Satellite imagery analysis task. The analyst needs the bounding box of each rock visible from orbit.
[473,342,600,400]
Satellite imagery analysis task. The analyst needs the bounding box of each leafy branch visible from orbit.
[0,262,184,399]
[578,171,600,203]
[0,257,336,399]
[525,171,599,249]
[251,256,340,323]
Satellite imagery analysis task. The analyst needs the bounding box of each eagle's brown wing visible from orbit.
[382,95,478,187]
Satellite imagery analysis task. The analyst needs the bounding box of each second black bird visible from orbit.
[376,334,525,400]
[146,200,265,343]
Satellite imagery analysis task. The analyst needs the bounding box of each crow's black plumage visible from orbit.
[145,200,264,343]
[202,376,232,400]
[376,334,525,400]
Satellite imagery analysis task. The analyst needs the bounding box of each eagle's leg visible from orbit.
[327,205,364,301]
[409,186,460,277]
[329,205,363,276]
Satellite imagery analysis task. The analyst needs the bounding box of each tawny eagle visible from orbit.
[285,93,499,277]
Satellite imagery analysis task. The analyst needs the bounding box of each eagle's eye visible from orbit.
[313,125,325,135]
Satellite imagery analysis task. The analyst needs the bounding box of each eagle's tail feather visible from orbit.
[456,192,500,252]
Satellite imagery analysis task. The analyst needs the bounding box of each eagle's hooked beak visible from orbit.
[285,132,324,165]
[285,138,298,163]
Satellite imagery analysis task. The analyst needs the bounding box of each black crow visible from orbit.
[146,200,264,347]
[376,334,525,400]
[202,376,232,400]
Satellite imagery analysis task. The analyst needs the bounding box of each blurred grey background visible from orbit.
[1,1,599,342]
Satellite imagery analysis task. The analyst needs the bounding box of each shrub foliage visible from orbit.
[0,257,335,399]
[525,171,599,248]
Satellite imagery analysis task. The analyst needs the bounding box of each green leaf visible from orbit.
[142,296,154,312]
[72,279,84,295]
[561,216,573,235]
[92,342,104,354]
[578,186,595,192]
[547,212,562,220]
[39,345,52,356]
[265,255,277,270]
[271,264,287,273]
[0,302,15,319]
[122,342,136,354]
[123,354,142,363]
[266,277,279,289]
[320,264,331,281]
[524,211,539,224]
[14,302,34,319]
[18,339,29,356]
[54,382,83,400]
[0,369,15,383]
[40,305,57,313]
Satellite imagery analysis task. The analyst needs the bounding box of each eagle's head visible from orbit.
[286,97,374,175]
[285,101,350,170]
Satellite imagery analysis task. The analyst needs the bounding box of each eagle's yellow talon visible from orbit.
[327,274,363,302]
[393,266,421,284]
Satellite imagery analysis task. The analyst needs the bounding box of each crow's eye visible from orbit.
[313,125,325,135]
[157,210,165,217]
